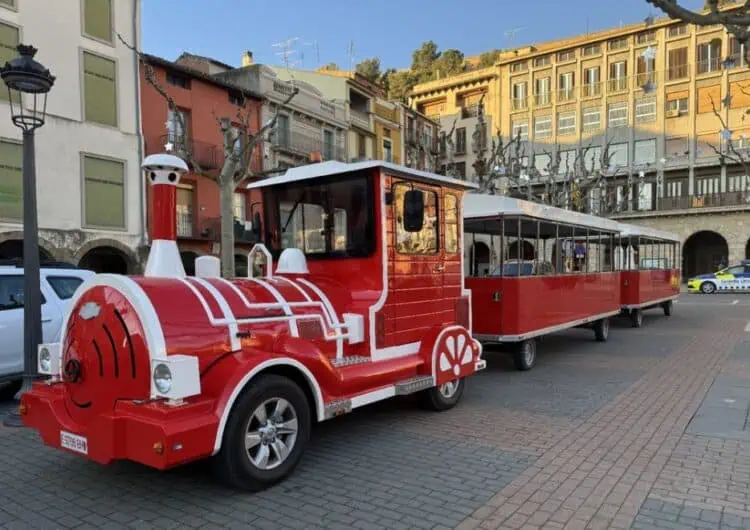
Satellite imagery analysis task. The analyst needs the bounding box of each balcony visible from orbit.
[697,58,722,75]
[511,97,528,111]
[612,191,750,218]
[608,77,628,93]
[203,217,258,245]
[666,64,689,81]
[534,93,551,106]
[406,128,438,153]
[273,129,346,162]
[582,83,602,97]
[557,88,576,103]
[460,105,480,119]
[146,134,221,170]
[350,108,371,130]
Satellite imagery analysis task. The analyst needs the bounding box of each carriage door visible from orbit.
[391,181,445,345]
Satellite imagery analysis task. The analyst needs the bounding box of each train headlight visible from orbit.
[153,363,172,394]
[149,355,201,401]
[37,343,61,375]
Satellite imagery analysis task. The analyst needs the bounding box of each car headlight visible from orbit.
[153,363,172,394]
[39,347,51,373]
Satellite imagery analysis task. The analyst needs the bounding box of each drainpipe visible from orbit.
[132,0,146,270]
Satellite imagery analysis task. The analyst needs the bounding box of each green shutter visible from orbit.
[83,0,112,42]
[0,140,22,219]
[84,155,124,227]
[83,52,117,126]
[0,22,19,103]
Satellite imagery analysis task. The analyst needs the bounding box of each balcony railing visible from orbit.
[512,97,528,110]
[557,88,575,103]
[582,83,602,97]
[697,58,721,75]
[658,191,750,211]
[350,108,370,129]
[147,134,221,170]
[273,129,346,162]
[608,77,628,93]
[535,93,551,106]
[667,64,689,81]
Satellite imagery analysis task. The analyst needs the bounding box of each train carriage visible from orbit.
[615,223,680,327]
[20,158,485,491]
[463,193,622,371]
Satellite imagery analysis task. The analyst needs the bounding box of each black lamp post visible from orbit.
[1,44,55,427]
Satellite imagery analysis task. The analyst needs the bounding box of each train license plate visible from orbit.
[60,431,88,455]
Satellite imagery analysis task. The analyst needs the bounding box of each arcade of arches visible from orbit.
[0,237,138,274]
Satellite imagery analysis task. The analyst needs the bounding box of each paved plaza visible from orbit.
[1,295,750,529]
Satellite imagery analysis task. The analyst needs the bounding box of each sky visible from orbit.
[142,0,706,71]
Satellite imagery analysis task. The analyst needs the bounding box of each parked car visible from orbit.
[0,260,94,399]
[686,260,750,294]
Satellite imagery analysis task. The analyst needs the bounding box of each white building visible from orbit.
[0,0,144,273]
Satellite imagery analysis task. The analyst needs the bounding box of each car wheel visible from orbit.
[594,318,610,341]
[512,339,536,371]
[700,281,716,294]
[213,374,311,491]
[420,378,465,411]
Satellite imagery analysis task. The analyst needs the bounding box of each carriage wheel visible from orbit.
[594,318,610,341]
[630,309,643,328]
[512,339,536,371]
[421,378,465,411]
[662,300,673,316]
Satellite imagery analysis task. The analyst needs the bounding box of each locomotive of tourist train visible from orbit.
[19,156,486,491]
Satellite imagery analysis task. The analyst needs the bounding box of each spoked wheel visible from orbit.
[630,309,643,328]
[421,378,465,411]
[213,375,310,491]
[512,339,536,371]
[662,300,673,316]
[594,318,610,341]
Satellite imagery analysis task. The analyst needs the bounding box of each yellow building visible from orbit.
[409,15,750,277]
[373,98,401,165]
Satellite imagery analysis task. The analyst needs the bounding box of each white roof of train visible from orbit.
[247,160,479,190]
[463,193,622,233]
[615,222,679,242]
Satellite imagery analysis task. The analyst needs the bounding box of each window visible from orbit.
[512,82,528,110]
[83,0,112,43]
[233,193,246,220]
[510,61,528,73]
[558,149,577,175]
[511,119,529,141]
[582,107,601,133]
[697,133,719,158]
[697,39,722,74]
[665,96,688,114]
[667,47,689,80]
[534,153,552,175]
[0,276,46,312]
[668,24,688,37]
[728,36,745,68]
[635,97,656,123]
[166,72,190,89]
[0,22,19,103]
[0,140,22,219]
[167,108,189,146]
[665,179,684,197]
[665,136,689,157]
[582,44,601,57]
[83,51,117,126]
[228,91,244,106]
[535,77,550,105]
[696,175,720,195]
[636,54,656,86]
[697,84,721,114]
[277,115,290,147]
[584,146,602,171]
[323,130,334,160]
[394,183,438,255]
[608,102,628,128]
[558,72,575,101]
[534,55,550,67]
[445,194,459,254]
[176,183,193,238]
[728,173,750,192]
[608,61,628,91]
[83,154,124,228]
[557,111,576,136]
[383,138,393,162]
[634,139,656,164]
[638,182,654,210]
[269,173,373,258]
[357,133,366,158]
[47,277,85,300]
[636,31,656,44]
[583,67,601,97]
[534,116,552,139]
[557,50,576,62]
[609,143,629,167]
[608,37,629,51]
[454,162,467,178]
[456,128,467,153]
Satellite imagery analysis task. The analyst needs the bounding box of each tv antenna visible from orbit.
[303,40,320,68]
[347,40,355,71]
[272,37,300,68]
[504,26,527,47]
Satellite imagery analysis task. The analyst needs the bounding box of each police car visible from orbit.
[687,260,750,294]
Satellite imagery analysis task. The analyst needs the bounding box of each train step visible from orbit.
[394,375,433,395]
[331,356,371,368]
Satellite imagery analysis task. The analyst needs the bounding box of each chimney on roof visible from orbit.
[242,51,254,67]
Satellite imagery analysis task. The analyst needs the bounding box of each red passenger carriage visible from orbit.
[463,194,622,371]
[20,158,485,490]
[614,223,680,327]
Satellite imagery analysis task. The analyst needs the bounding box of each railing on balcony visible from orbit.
[608,77,628,93]
[350,108,370,129]
[582,83,602,97]
[272,128,346,162]
[512,97,528,110]
[658,191,750,211]
[147,134,221,170]
[697,58,721,75]
[557,88,575,103]
[534,93,551,106]
[667,64,689,81]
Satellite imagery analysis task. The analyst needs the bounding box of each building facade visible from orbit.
[214,59,347,172]
[410,15,750,277]
[373,98,401,164]
[140,54,264,276]
[0,0,144,272]
[400,103,440,172]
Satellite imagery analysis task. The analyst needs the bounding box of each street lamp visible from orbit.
[0,44,55,427]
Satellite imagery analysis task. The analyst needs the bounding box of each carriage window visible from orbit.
[395,184,438,254]
[445,194,459,254]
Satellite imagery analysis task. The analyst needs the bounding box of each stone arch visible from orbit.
[682,230,729,278]
[75,239,139,274]
[508,240,535,260]
[180,251,201,276]
[0,232,56,261]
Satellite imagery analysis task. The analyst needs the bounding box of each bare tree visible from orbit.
[118,34,298,278]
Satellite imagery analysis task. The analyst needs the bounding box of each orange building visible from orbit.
[140,54,264,275]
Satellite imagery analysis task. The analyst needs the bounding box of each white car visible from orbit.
[0,261,94,399]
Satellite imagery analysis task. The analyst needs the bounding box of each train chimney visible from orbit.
[142,153,189,278]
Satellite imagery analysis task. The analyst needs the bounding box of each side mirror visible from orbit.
[252,211,262,237]
[403,189,424,232]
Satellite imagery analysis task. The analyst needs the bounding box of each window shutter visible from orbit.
[0,141,22,219]
[84,155,124,227]
[730,81,750,109]
[697,85,721,114]
[83,0,112,43]
[83,52,117,126]
[0,22,19,103]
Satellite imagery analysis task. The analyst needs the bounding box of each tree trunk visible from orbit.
[220,180,236,278]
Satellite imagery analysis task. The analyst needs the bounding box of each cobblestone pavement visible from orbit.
[0,295,749,529]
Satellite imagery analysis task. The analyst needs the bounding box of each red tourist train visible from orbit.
[614,223,680,327]
[20,157,486,490]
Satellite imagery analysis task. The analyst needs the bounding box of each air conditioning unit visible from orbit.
[666,109,681,118]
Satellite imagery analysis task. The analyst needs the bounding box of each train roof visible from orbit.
[615,222,680,242]
[246,161,479,191]
[463,193,622,233]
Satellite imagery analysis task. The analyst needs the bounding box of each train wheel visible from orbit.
[421,378,465,411]
[213,375,310,491]
[662,300,673,316]
[594,318,610,341]
[512,339,536,371]
[630,309,643,328]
